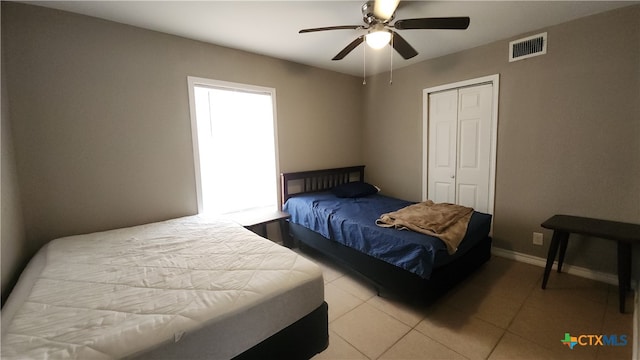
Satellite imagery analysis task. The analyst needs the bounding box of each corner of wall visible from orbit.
[1,37,28,305]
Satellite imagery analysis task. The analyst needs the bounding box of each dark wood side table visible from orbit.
[541,214,640,313]
[226,208,293,247]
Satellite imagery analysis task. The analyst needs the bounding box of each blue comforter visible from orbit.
[284,192,492,279]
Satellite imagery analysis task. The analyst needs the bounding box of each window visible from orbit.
[188,77,279,215]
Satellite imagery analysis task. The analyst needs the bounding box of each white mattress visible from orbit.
[1,216,324,359]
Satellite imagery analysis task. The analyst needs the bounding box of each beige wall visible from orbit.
[1,44,27,303]
[1,2,364,298]
[363,5,640,274]
[2,2,639,301]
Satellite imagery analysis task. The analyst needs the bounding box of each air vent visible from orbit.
[509,32,547,62]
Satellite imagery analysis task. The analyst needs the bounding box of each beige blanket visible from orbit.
[375,200,473,254]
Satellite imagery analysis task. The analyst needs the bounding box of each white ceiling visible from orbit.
[29,1,638,76]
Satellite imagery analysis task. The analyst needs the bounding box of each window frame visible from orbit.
[187,76,281,214]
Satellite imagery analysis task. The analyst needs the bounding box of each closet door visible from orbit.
[456,84,493,211]
[428,89,458,204]
[427,84,493,213]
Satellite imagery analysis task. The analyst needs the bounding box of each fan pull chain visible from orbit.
[362,40,367,85]
[389,32,394,85]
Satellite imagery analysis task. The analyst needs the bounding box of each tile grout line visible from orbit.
[376,306,471,360]
[316,251,631,359]
[481,273,538,360]
[327,269,466,359]
[328,328,373,360]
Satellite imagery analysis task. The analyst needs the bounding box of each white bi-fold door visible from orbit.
[427,83,494,214]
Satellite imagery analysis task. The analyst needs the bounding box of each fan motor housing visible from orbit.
[362,1,393,24]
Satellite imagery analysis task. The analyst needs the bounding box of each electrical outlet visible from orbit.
[533,232,544,246]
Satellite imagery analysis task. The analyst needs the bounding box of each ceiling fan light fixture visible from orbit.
[373,0,400,21]
[299,0,471,61]
[366,30,391,49]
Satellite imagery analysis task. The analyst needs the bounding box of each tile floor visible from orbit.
[298,250,634,360]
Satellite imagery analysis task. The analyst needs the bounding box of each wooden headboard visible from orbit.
[280,165,365,207]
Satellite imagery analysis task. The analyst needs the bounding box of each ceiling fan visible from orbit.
[299,0,470,61]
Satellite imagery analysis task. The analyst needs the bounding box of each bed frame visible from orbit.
[135,302,328,359]
[281,165,492,303]
[281,165,365,207]
[232,302,328,360]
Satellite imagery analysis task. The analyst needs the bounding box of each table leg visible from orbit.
[259,224,268,238]
[617,241,631,313]
[542,230,563,289]
[280,219,293,248]
[556,231,570,273]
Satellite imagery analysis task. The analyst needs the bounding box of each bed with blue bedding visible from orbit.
[281,165,493,302]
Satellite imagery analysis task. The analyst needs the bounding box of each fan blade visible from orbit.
[299,25,364,33]
[374,0,400,21]
[332,36,365,60]
[394,17,470,30]
[391,31,418,59]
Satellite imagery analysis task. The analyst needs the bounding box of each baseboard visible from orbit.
[492,247,638,357]
[491,247,619,286]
